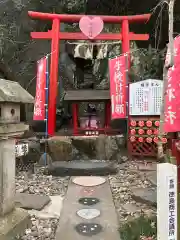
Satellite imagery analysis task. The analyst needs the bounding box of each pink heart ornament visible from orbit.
[79,16,104,39]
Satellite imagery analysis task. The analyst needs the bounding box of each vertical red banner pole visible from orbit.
[105,102,108,128]
[122,20,130,142]
[48,19,60,136]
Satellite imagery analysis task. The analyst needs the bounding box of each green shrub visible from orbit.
[119,215,157,240]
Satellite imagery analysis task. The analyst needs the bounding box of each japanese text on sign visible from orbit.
[165,68,176,125]
[15,143,29,157]
[109,56,127,119]
[164,66,180,132]
[168,176,177,240]
[163,36,180,132]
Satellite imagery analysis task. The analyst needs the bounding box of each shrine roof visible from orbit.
[0,79,34,103]
[64,90,110,101]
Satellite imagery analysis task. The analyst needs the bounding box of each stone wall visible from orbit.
[47,134,126,162]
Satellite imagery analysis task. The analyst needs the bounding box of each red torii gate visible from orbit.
[28,11,151,136]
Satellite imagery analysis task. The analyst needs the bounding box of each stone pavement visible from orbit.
[55,177,120,240]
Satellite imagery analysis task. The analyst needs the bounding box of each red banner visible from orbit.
[33,57,46,120]
[109,56,127,119]
[163,64,180,132]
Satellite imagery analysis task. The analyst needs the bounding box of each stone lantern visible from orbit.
[0,79,34,239]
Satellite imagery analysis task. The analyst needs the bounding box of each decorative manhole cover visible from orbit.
[72,176,106,186]
[75,223,102,236]
[79,197,100,206]
[77,208,100,220]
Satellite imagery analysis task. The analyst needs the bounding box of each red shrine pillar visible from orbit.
[48,18,60,136]
[72,103,78,135]
[122,19,130,134]
[121,20,130,65]
[105,101,111,128]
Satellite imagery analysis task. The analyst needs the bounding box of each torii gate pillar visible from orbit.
[49,19,60,135]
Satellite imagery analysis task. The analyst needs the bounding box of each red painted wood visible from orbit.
[122,20,130,65]
[128,118,168,158]
[122,20,130,142]
[72,103,78,135]
[128,141,158,157]
[28,11,151,23]
[105,101,111,128]
[30,31,149,41]
[48,19,60,136]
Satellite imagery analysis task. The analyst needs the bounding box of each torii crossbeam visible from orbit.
[28,11,151,136]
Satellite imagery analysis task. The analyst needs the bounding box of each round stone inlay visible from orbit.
[77,208,100,220]
[72,176,106,187]
[79,197,100,206]
[75,223,102,236]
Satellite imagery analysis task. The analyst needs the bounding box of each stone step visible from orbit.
[131,187,157,207]
[146,171,157,186]
[45,160,118,176]
[15,193,51,211]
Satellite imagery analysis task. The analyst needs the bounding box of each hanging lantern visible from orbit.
[138,137,144,142]
[138,121,144,127]
[146,137,152,143]
[147,129,152,135]
[130,136,136,142]
[153,137,158,143]
[154,129,159,135]
[162,137,167,143]
[130,120,136,127]
[146,120,152,127]
[130,129,136,135]
[138,129,144,135]
[154,121,160,127]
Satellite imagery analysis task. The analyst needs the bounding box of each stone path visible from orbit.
[55,176,120,240]
[15,160,157,239]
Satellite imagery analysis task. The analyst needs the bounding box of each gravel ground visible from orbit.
[16,167,69,196]
[109,160,156,225]
[15,160,156,239]
[15,166,69,240]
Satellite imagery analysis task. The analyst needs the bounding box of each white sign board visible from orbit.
[157,163,177,240]
[129,79,163,116]
[15,143,29,157]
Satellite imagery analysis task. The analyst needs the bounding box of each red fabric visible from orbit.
[163,66,180,132]
[164,36,180,132]
[33,57,46,120]
[109,56,127,119]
